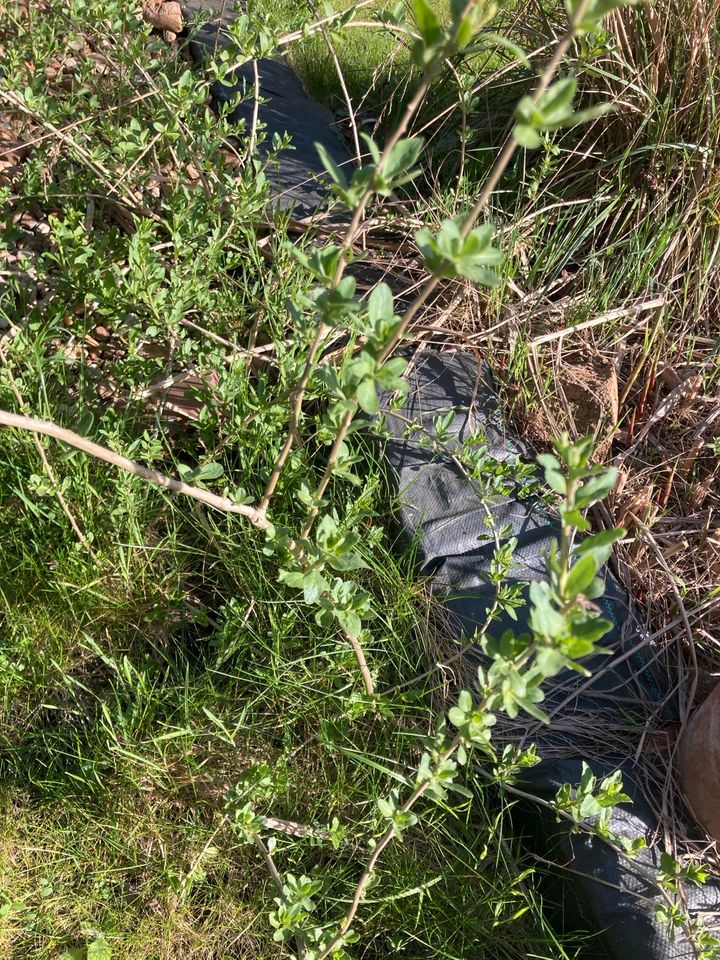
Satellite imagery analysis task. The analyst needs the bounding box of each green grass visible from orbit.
[258,0,429,107]
[0,453,571,958]
[256,0,463,134]
[0,6,581,958]
[1,0,718,956]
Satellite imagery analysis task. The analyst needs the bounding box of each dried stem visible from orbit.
[0,410,272,531]
[311,0,362,166]
[247,58,261,160]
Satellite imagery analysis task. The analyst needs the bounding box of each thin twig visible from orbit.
[247,59,261,160]
[311,0,362,167]
[252,832,307,960]
[530,296,665,346]
[316,734,461,960]
[0,409,271,531]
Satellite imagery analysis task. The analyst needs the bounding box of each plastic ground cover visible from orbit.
[179,4,720,953]
[182,0,352,216]
[377,349,720,959]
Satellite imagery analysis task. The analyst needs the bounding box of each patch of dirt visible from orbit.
[519,347,619,461]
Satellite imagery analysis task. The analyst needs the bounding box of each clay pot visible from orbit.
[677,682,720,841]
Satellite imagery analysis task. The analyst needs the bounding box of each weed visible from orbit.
[0,0,718,957]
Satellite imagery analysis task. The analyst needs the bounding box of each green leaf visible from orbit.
[278,568,305,590]
[457,689,473,712]
[368,283,393,324]
[380,356,408,379]
[415,220,501,285]
[561,508,591,532]
[569,616,614,645]
[303,570,328,604]
[517,696,549,724]
[566,0,640,33]
[584,575,607,600]
[328,551,367,572]
[537,453,566,494]
[540,76,577,124]
[529,580,566,639]
[513,124,542,149]
[179,463,225,483]
[75,410,95,436]
[383,136,425,181]
[448,706,466,727]
[565,553,598,596]
[290,242,341,282]
[575,468,618,507]
[87,936,112,960]
[412,0,442,45]
[356,378,379,414]
[315,140,348,188]
[476,32,530,67]
[316,512,338,546]
[535,645,567,678]
[360,131,381,165]
[513,77,578,143]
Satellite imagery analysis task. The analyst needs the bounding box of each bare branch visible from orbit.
[0,409,271,531]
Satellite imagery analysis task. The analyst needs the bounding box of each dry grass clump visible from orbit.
[494,0,720,679]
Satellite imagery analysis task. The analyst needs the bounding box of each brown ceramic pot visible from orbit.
[677,682,720,842]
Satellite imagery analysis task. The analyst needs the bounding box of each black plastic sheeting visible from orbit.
[182,0,352,216]
[377,350,720,959]
[179,5,720,954]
